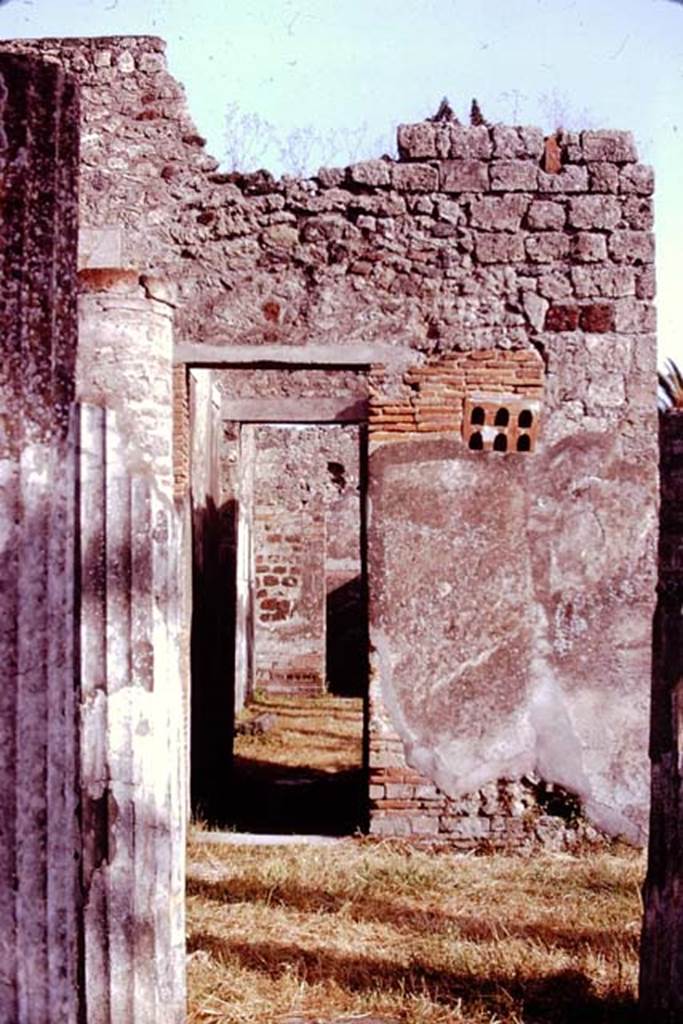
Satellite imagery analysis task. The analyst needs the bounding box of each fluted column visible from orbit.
[0,54,81,1024]
[76,270,185,1023]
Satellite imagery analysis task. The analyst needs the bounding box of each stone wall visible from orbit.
[1,34,657,847]
[0,37,657,367]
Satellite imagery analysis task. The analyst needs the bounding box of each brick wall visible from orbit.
[368,349,543,443]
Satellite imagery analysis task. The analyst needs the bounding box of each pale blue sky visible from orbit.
[1,0,681,362]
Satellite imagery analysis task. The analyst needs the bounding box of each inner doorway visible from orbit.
[188,366,369,836]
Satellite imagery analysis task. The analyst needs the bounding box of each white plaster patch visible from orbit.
[78,226,123,269]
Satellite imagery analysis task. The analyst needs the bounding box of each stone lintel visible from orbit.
[221,397,368,423]
[174,342,422,370]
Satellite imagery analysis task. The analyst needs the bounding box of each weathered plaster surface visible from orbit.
[369,431,655,842]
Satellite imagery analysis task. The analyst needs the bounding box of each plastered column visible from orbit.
[78,269,176,498]
[0,54,82,1024]
[76,270,185,1023]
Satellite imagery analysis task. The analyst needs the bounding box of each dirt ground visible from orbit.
[226,694,365,834]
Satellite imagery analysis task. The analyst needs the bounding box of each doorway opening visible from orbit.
[188,367,369,836]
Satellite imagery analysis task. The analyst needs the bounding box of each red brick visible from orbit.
[580,303,615,333]
[544,305,580,331]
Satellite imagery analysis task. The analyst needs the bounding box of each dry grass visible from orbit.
[234,694,364,773]
[186,838,643,1024]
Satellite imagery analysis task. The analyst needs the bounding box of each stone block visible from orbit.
[609,230,655,263]
[410,195,434,215]
[439,816,491,838]
[434,197,463,224]
[470,195,528,231]
[538,270,573,299]
[636,267,656,300]
[116,50,135,73]
[571,266,636,298]
[614,298,656,333]
[356,214,377,232]
[543,135,563,174]
[558,129,582,161]
[537,165,589,193]
[475,233,525,263]
[348,159,391,187]
[581,130,637,162]
[317,166,346,188]
[409,814,440,835]
[522,290,549,332]
[431,223,457,238]
[447,125,492,159]
[619,163,654,195]
[572,232,608,262]
[633,334,657,373]
[385,782,416,799]
[439,160,489,192]
[623,196,654,230]
[490,160,537,191]
[415,783,441,800]
[397,122,437,159]
[369,814,411,837]
[261,223,300,248]
[527,200,566,230]
[568,195,621,230]
[525,232,570,262]
[588,163,619,193]
[139,51,166,73]
[392,162,439,191]
[491,125,544,159]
